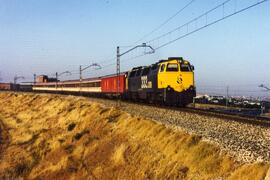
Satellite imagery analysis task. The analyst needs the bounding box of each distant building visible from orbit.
[195,94,263,109]
[36,75,57,83]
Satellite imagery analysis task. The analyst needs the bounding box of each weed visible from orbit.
[14,163,29,177]
[74,133,82,140]
[83,136,99,146]
[108,114,121,123]
[64,145,74,154]
[67,123,76,131]
[58,139,65,143]
[73,130,90,141]
[99,108,109,115]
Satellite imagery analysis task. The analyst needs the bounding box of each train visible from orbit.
[1,57,196,107]
[0,83,32,92]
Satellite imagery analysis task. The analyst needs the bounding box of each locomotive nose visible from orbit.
[180,73,194,91]
[177,75,182,84]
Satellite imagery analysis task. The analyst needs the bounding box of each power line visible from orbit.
[103,0,269,69]
[80,0,240,71]
[146,0,232,44]
[133,0,196,45]
[149,0,269,50]
[35,0,269,79]
[81,54,146,74]
[81,0,196,69]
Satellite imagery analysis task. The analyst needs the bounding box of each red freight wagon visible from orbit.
[101,74,126,93]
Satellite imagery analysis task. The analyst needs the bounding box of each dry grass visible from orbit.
[0,92,269,179]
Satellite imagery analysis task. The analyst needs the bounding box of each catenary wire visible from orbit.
[154,0,269,50]
[91,0,269,69]
[132,0,196,45]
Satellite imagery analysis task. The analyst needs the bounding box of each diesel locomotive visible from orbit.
[127,57,195,106]
[32,57,196,107]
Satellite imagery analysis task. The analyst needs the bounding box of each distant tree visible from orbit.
[259,84,270,91]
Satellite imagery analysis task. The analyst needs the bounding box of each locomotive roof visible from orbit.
[131,66,147,71]
[158,57,185,64]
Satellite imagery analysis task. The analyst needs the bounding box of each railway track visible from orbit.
[4,90,270,127]
[108,99,270,162]
[181,107,270,127]
[111,99,270,128]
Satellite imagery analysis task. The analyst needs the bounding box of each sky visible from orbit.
[0,0,270,97]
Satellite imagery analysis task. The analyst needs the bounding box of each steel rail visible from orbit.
[119,100,270,128]
[3,90,270,127]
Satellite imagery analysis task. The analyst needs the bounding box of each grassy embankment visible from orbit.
[0,92,269,179]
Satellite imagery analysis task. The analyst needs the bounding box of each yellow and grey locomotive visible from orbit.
[126,57,196,106]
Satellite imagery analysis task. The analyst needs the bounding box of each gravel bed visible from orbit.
[85,97,270,163]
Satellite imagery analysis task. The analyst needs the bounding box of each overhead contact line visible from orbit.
[133,0,196,45]
[149,0,269,50]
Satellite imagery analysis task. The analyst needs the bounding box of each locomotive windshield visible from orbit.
[180,64,191,72]
[166,63,178,72]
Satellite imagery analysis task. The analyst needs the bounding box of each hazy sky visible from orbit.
[0,0,269,97]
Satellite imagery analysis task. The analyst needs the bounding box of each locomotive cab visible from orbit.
[157,57,196,106]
